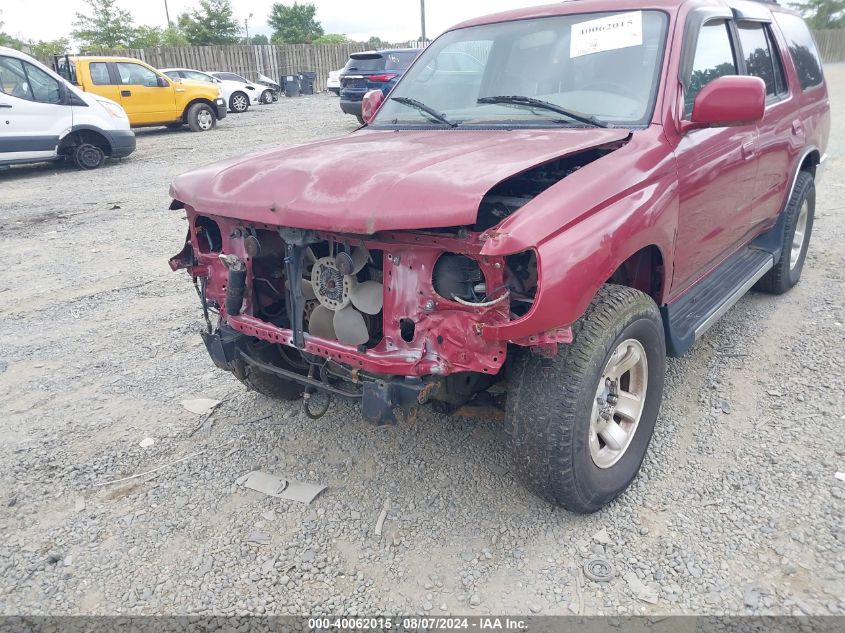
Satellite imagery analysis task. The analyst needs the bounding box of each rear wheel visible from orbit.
[72,143,106,170]
[755,171,815,295]
[186,103,217,132]
[232,338,305,401]
[229,91,249,113]
[506,285,666,513]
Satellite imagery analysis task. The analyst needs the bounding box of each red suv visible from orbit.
[169,0,829,513]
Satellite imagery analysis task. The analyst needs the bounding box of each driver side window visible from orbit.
[686,20,738,115]
[116,62,160,87]
[0,56,62,104]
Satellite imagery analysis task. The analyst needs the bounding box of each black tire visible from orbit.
[506,285,666,513]
[166,122,184,130]
[231,338,305,401]
[186,102,217,132]
[260,90,273,104]
[229,91,249,113]
[755,171,815,295]
[72,143,105,170]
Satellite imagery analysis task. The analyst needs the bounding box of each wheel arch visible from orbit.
[58,126,112,156]
[182,98,216,121]
[607,244,667,305]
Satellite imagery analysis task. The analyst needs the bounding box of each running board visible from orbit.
[662,248,774,357]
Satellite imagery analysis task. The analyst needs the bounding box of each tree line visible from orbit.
[0,0,403,57]
[6,0,841,59]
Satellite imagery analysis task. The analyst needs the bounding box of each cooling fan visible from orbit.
[301,247,383,346]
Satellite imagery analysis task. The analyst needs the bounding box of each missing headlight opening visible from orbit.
[475,145,624,231]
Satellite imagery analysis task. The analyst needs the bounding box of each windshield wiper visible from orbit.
[391,97,457,127]
[477,95,609,128]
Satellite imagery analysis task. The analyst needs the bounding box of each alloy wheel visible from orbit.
[790,200,809,270]
[589,339,649,469]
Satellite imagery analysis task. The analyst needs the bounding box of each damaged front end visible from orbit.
[170,212,530,424]
[169,136,625,424]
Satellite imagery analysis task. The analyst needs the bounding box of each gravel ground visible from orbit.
[1,69,843,617]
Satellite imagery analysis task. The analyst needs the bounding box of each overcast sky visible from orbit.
[1,0,557,44]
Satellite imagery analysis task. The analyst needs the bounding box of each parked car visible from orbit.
[162,67,260,113]
[0,46,135,170]
[208,72,267,109]
[327,69,341,95]
[256,74,280,102]
[168,0,828,513]
[339,49,420,122]
[56,55,226,132]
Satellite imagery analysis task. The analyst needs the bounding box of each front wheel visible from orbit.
[72,143,105,170]
[229,91,249,113]
[186,103,217,132]
[506,285,666,513]
[260,90,273,104]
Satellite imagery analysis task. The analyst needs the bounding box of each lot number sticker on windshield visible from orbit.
[571,11,643,58]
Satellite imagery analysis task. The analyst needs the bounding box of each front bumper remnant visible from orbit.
[201,325,436,425]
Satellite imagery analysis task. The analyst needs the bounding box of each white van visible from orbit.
[0,46,136,170]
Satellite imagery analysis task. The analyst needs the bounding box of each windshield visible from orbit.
[373,10,668,128]
[214,72,249,82]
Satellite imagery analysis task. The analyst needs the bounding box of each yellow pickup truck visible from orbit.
[56,55,227,132]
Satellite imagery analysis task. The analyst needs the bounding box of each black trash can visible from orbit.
[299,71,317,95]
[283,75,301,98]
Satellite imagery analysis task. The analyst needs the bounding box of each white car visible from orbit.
[327,69,341,95]
[161,68,265,113]
[0,46,135,170]
[209,71,271,109]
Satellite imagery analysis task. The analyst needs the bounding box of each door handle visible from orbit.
[741,141,755,160]
[0,103,11,108]
[175,88,185,93]
[792,120,804,135]
[121,90,132,97]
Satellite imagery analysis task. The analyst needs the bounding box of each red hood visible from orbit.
[170,127,629,234]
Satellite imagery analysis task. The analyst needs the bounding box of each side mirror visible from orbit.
[157,76,169,88]
[682,75,765,133]
[361,89,385,124]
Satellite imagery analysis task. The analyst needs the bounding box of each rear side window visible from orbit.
[686,20,738,114]
[737,22,787,97]
[774,12,824,90]
[89,62,111,85]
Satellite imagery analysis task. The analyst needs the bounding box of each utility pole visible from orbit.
[244,13,253,44]
[420,0,426,43]
[164,0,171,27]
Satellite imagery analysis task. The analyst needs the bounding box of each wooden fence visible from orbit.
[59,30,845,92]
[813,29,845,63]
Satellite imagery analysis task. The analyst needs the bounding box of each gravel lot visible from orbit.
[1,68,843,617]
